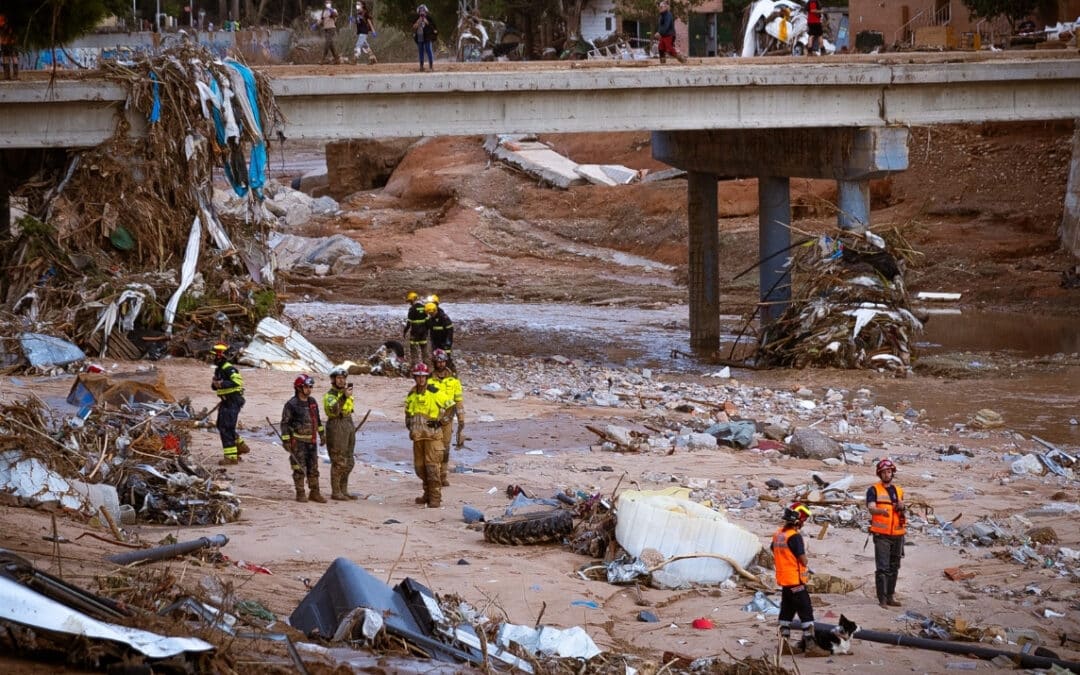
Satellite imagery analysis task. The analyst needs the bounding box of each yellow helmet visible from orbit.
[424,302,437,314]
[406,291,419,302]
[427,294,439,304]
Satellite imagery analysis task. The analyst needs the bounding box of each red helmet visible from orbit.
[876,458,897,476]
[411,363,430,377]
[432,349,448,363]
[294,374,315,388]
[783,502,811,525]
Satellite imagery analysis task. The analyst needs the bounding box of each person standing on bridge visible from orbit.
[806,0,824,55]
[0,13,18,81]
[353,1,377,65]
[319,1,341,65]
[412,4,438,72]
[655,1,687,65]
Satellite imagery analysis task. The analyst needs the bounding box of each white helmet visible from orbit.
[329,366,348,378]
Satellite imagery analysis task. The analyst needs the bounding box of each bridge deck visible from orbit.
[2,51,1078,148]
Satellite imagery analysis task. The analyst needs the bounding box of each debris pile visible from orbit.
[0,384,241,527]
[2,40,286,367]
[754,229,923,373]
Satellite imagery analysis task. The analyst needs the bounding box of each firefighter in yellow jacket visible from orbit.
[429,348,464,486]
[323,366,357,500]
[404,362,452,507]
[867,458,906,608]
[772,502,815,645]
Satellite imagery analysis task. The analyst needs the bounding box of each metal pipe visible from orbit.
[106,534,229,565]
[813,621,1080,671]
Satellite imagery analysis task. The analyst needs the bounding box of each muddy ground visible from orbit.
[2,120,1079,674]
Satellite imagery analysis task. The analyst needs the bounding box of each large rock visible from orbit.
[786,428,843,460]
[326,138,417,199]
[270,233,365,275]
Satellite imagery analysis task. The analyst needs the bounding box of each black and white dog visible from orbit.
[808,615,860,655]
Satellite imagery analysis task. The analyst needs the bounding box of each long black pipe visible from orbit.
[106,534,229,565]
[814,621,1080,672]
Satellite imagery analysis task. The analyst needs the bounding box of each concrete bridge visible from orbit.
[2,52,1079,348]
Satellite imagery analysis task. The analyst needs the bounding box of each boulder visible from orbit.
[786,428,843,460]
[270,233,365,275]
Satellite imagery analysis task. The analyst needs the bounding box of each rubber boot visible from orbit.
[342,472,358,499]
[308,479,328,503]
[295,482,308,503]
[329,467,346,500]
[425,464,442,508]
[440,462,449,487]
[236,438,250,455]
[415,478,429,505]
[886,595,902,607]
[659,54,666,64]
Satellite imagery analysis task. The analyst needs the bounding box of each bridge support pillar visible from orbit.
[687,171,720,350]
[1063,120,1080,259]
[654,126,909,349]
[837,179,870,232]
[759,177,791,325]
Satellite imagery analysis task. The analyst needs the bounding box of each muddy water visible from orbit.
[291,302,1079,446]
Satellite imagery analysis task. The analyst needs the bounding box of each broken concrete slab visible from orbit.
[485,135,584,189]
[576,164,639,186]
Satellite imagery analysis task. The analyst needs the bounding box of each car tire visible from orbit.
[483,509,574,545]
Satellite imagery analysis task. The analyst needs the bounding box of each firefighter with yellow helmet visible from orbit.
[210,343,248,465]
[402,291,432,366]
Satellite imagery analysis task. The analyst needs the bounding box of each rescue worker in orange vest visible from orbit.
[867,458,906,608]
[772,502,815,646]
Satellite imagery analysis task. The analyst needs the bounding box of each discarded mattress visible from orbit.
[615,487,762,584]
[20,333,86,369]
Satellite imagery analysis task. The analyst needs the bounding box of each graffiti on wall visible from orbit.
[24,30,291,70]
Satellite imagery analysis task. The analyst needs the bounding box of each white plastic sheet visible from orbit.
[0,576,213,658]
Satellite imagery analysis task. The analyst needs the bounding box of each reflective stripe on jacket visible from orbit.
[405,383,451,420]
[323,388,354,418]
[772,526,807,587]
[281,395,323,442]
[869,482,906,536]
[213,361,244,396]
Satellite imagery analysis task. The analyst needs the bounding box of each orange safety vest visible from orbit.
[771,525,807,587]
[869,482,906,536]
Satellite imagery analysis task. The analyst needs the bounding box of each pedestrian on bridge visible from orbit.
[1,13,18,80]
[353,1,377,64]
[412,4,438,72]
[806,0,824,55]
[319,1,341,65]
[656,1,687,65]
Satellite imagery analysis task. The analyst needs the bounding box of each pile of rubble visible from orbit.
[1,40,285,368]
[754,229,923,374]
[0,371,240,527]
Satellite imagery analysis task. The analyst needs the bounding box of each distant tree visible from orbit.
[4,0,129,49]
[961,0,1038,36]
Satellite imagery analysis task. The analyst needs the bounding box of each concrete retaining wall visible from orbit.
[1063,122,1080,259]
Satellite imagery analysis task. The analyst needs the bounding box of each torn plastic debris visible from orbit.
[0,572,212,658]
[703,420,756,448]
[238,316,334,373]
[742,590,780,616]
[497,623,602,660]
[19,332,86,369]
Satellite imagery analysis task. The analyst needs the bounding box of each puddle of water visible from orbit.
[917,310,1080,357]
[291,302,1079,445]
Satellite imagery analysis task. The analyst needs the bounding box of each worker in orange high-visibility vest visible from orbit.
[867,458,906,608]
[772,502,815,646]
